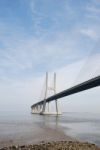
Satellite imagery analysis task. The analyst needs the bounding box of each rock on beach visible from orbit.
[0,141,100,150]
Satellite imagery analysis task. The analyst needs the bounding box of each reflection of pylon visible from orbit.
[41,72,59,115]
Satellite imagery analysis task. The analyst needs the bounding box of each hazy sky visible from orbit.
[0,0,100,112]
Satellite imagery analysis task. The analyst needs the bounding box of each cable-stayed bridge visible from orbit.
[31,43,100,115]
[31,73,100,115]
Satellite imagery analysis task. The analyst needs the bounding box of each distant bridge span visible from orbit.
[31,75,100,114]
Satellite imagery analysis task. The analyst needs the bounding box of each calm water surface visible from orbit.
[0,111,100,145]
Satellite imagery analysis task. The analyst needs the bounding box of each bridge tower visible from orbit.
[40,72,61,115]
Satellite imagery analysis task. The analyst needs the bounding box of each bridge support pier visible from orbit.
[55,100,58,115]
[48,102,49,112]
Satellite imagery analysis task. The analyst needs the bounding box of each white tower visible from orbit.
[40,72,60,115]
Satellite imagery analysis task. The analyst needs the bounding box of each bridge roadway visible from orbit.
[31,75,100,108]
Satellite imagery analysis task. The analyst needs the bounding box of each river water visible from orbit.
[0,111,100,147]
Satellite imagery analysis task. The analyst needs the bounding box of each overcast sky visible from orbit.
[0,0,100,113]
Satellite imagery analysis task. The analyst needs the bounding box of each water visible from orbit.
[59,112,100,145]
[0,111,100,146]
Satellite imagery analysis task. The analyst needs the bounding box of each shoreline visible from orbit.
[0,125,75,148]
[0,126,100,149]
[0,141,100,150]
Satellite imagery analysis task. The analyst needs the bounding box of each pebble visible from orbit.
[0,141,100,150]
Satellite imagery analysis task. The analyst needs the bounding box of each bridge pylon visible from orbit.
[40,72,61,115]
[31,72,62,115]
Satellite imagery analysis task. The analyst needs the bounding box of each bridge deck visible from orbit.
[31,76,100,108]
